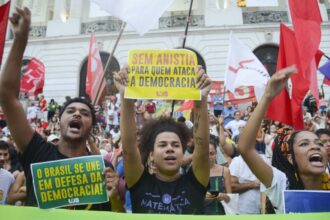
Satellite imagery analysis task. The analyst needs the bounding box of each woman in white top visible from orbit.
[237,65,330,214]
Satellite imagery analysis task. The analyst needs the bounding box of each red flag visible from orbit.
[323,77,330,86]
[266,24,309,130]
[315,50,324,67]
[288,0,322,74]
[0,1,10,66]
[20,58,45,96]
[209,81,255,105]
[309,50,325,106]
[288,0,322,108]
[86,33,105,104]
[307,59,319,106]
[177,100,194,111]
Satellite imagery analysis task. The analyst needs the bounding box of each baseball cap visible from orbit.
[47,134,59,142]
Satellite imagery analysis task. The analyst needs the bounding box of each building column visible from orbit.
[69,0,83,19]
[204,0,243,26]
[46,0,82,37]
[52,0,66,21]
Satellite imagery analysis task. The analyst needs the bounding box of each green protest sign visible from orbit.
[31,155,107,209]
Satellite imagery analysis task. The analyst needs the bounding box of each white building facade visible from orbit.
[2,0,330,103]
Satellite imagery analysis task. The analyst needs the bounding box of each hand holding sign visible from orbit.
[113,65,129,96]
[104,167,120,199]
[196,66,212,98]
[31,156,108,209]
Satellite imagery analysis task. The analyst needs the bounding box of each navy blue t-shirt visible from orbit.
[129,168,207,214]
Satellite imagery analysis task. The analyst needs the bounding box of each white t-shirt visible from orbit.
[107,103,119,126]
[265,134,275,162]
[0,169,15,204]
[110,130,121,140]
[225,120,246,139]
[260,167,288,214]
[229,155,261,214]
[27,105,38,120]
[209,125,219,137]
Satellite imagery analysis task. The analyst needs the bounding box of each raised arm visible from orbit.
[0,8,34,152]
[218,116,236,157]
[192,67,211,187]
[113,66,143,188]
[237,65,297,188]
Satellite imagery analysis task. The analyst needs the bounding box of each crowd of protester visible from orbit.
[1,6,330,216]
[1,82,329,214]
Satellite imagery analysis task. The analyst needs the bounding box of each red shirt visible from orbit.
[146,102,156,114]
[39,99,47,112]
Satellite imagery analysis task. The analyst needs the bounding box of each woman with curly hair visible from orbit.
[238,65,330,214]
[113,65,211,214]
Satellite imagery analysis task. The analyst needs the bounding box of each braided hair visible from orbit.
[272,130,305,189]
[272,130,330,190]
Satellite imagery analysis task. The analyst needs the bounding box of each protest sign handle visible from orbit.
[93,22,127,105]
[171,0,194,117]
[182,0,194,48]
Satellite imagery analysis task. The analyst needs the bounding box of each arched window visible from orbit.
[253,44,279,76]
[79,52,120,101]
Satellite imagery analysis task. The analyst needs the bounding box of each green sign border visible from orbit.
[31,155,108,209]
[0,206,329,220]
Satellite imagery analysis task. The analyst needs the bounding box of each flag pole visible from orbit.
[93,22,127,105]
[170,0,194,117]
[181,0,194,48]
[324,54,330,60]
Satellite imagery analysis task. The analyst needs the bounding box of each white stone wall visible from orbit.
[2,0,330,103]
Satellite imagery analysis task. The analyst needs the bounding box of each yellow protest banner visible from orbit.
[125,49,201,100]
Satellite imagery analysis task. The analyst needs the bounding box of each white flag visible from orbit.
[90,0,174,36]
[224,33,270,102]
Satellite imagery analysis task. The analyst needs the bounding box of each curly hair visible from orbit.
[138,116,191,167]
[272,130,307,189]
[59,97,96,125]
